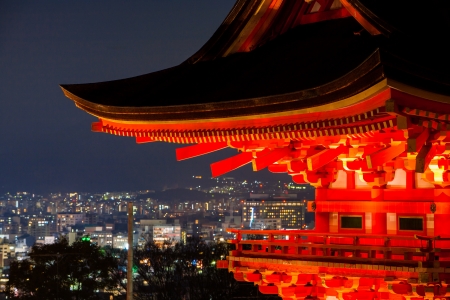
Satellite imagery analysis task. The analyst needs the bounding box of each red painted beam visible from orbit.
[366,143,405,169]
[136,137,155,144]
[210,152,254,177]
[176,142,228,161]
[91,121,103,132]
[252,148,291,171]
[307,146,347,171]
[268,164,289,173]
[314,200,438,214]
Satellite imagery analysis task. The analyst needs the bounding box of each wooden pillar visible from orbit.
[353,237,361,258]
[405,170,415,189]
[371,213,387,234]
[384,238,392,260]
[404,252,413,260]
[346,171,355,189]
[315,212,330,232]
[236,231,243,251]
[295,234,301,255]
[268,234,276,253]
[324,236,331,256]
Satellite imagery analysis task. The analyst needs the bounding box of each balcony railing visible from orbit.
[226,229,450,268]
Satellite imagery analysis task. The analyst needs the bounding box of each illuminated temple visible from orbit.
[61,0,450,299]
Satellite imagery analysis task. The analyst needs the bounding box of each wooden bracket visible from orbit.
[252,148,291,171]
[176,142,228,161]
[366,143,405,169]
[136,137,155,144]
[306,146,347,171]
[210,152,254,178]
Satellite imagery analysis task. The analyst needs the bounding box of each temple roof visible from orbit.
[61,0,450,123]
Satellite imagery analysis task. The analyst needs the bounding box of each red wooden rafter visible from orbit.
[175,142,228,161]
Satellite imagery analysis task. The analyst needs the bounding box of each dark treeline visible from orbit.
[7,237,281,300]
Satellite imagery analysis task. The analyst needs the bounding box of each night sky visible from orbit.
[1,1,289,193]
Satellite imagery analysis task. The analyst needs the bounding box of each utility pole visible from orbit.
[127,202,134,300]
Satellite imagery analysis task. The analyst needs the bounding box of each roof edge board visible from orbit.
[61,49,384,117]
[77,79,391,127]
[387,79,450,105]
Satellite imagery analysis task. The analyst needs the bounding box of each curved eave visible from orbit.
[64,76,450,140]
[62,50,385,124]
[94,80,393,133]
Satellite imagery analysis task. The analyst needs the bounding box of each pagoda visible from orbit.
[61,0,450,299]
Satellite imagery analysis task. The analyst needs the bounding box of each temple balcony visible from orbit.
[218,229,450,300]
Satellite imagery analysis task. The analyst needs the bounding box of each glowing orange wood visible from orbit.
[210,152,254,177]
[268,164,289,173]
[287,160,308,174]
[306,146,347,171]
[98,89,391,134]
[345,159,369,171]
[366,143,405,169]
[259,285,278,294]
[136,137,155,144]
[252,148,291,171]
[176,142,228,161]
[91,121,103,132]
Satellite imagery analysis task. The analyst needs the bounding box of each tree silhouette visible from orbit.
[131,238,281,300]
[7,237,119,299]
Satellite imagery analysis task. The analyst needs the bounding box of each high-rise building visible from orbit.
[242,198,305,229]
[192,220,201,238]
[27,217,50,240]
[56,213,85,232]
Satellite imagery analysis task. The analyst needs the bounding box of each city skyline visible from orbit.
[1,1,290,193]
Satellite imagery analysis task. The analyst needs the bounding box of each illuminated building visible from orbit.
[243,198,305,229]
[61,0,450,299]
[192,219,202,238]
[151,225,181,247]
[112,233,129,250]
[90,232,112,247]
[56,213,85,232]
[250,218,282,230]
[27,217,50,240]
